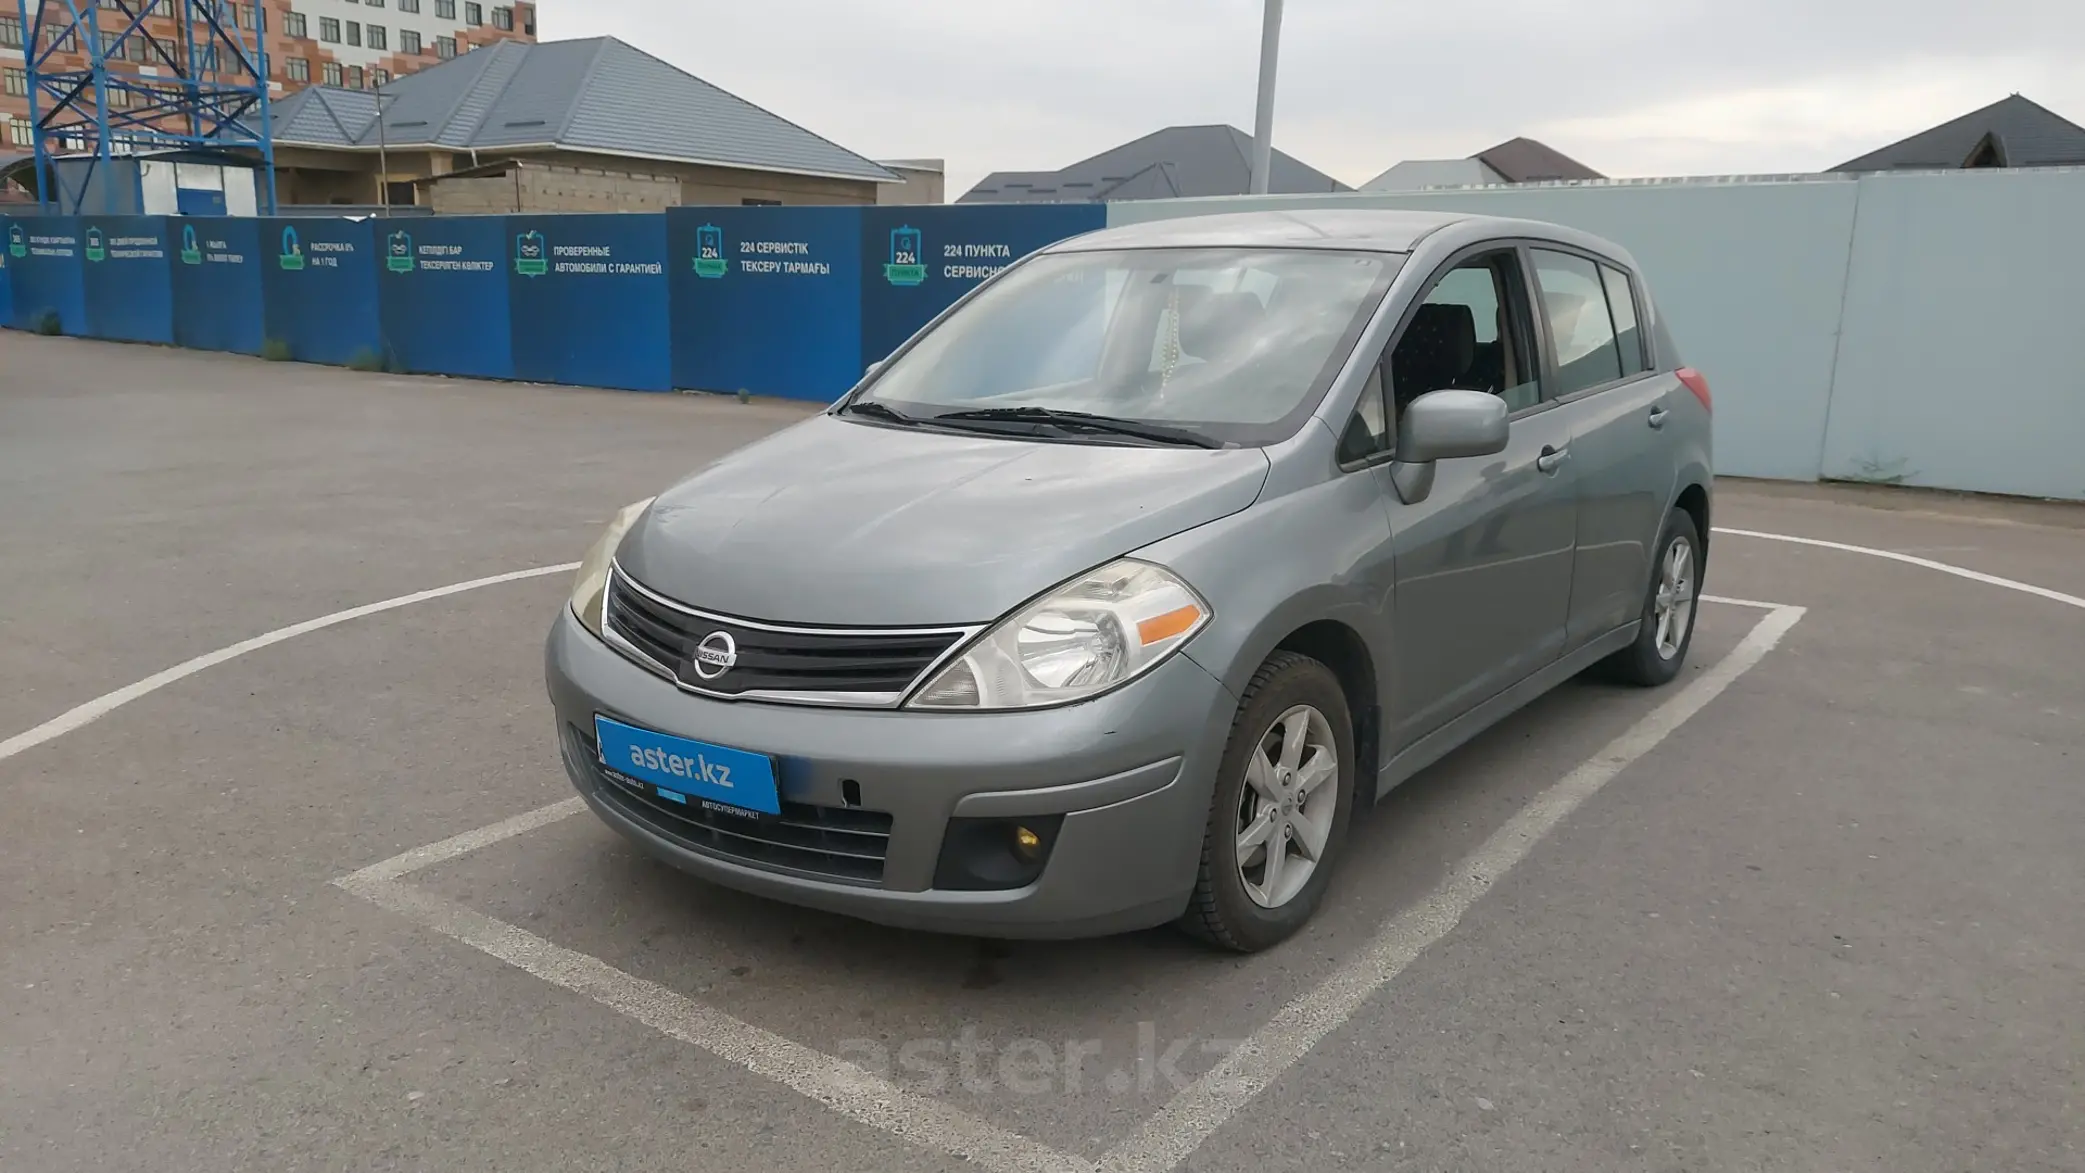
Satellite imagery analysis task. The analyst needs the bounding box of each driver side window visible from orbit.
[1338,248,1542,465]
[1389,251,1542,417]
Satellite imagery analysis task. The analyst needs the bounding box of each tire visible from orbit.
[1599,508,1704,687]
[1179,651,1357,953]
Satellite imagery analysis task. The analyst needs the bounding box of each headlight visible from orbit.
[569,498,655,638]
[909,559,1209,710]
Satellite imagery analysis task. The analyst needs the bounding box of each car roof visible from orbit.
[1043,207,1631,267]
[1045,208,1469,254]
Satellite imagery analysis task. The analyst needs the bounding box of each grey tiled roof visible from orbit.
[1472,137,1604,183]
[1833,94,2085,172]
[271,37,896,183]
[960,125,1347,203]
[269,86,380,147]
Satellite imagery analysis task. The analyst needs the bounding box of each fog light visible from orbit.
[933,815,1065,891]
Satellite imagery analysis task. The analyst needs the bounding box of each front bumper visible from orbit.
[544,608,1237,938]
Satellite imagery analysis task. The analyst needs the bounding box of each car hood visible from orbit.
[616,414,1270,626]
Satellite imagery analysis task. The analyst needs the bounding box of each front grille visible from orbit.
[571,727,894,885]
[604,566,967,704]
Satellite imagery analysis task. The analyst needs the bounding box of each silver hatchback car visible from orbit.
[546,209,1712,952]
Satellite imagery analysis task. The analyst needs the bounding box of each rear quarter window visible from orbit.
[1600,264,1647,377]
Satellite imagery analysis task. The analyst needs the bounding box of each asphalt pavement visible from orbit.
[2,332,2079,1172]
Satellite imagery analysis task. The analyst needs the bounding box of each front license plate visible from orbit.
[593,715,782,816]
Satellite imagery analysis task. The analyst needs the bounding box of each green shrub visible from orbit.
[261,337,293,362]
[346,347,385,372]
[33,310,61,336]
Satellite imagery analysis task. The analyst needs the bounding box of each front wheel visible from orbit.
[1599,508,1703,686]
[1179,651,1356,953]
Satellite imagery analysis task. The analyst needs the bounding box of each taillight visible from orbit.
[1676,367,1712,413]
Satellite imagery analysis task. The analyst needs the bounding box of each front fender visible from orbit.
[1132,467,1395,705]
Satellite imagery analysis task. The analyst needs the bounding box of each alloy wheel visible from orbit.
[1235,704,1339,908]
[1653,536,1697,660]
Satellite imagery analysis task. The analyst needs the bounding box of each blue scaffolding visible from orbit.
[15,0,277,214]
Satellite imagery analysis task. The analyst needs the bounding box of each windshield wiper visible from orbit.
[929,407,1224,449]
[836,399,921,426]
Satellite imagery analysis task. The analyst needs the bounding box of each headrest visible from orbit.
[1404,302,1477,375]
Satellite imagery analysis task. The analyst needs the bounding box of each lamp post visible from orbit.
[375,89,391,214]
[1249,0,1284,195]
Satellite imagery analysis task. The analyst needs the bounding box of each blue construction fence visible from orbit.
[0,204,1105,400]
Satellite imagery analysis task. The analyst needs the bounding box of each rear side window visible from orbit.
[1531,249,1622,395]
[1600,264,1646,376]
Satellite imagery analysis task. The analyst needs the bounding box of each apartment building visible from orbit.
[1,1,535,163]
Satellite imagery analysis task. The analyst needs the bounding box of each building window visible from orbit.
[492,5,512,30]
[108,86,131,108]
[399,0,419,11]
[284,10,306,37]
[399,28,421,53]
[434,0,455,17]
[195,42,218,70]
[99,31,126,60]
[371,67,389,86]
[318,16,340,42]
[0,16,22,49]
[464,1,482,24]
[321,60,342,86]
[346,65,363,87]
[345,20,361,46]
[3,68,26,98]
[367,24,386,50]
[285,55,309,82]
[435,35,456,58]
[254,6,267,32]
[47,26,78,51]
[10,121,34,147]
[367,0,385,6]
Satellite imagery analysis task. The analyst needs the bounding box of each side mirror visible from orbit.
[864,360,884,379]
[1389,389,1509,505]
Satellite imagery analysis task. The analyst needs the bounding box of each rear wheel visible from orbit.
[1180,652,1356,953]
[1599,508,1703,686]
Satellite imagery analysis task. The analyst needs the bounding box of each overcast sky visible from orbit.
[547,1,2085,196]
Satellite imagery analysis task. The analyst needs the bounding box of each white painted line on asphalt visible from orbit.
[333,872,1092,1173]
[1096,603,1807,1173]
[0,562,581,769]
[338,797,587,887]
[1700,594,1786,610]
[1716,527,2085,611]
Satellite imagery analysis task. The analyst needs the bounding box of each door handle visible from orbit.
[1536,445,1569,475]
[1648,407,1670,429]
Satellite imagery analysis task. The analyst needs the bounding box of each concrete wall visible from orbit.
[279,146,885,210]
[1820,170,2085,500]
[426,162,682,215]
[1108,169,2085,499]
[660,159,881,207]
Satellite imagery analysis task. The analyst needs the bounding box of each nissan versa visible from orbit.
[546,209,1712,952]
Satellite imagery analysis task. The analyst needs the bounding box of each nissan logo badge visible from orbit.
[690,631,738,680]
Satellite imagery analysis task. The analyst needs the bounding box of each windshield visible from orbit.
[853,247,1400,446]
